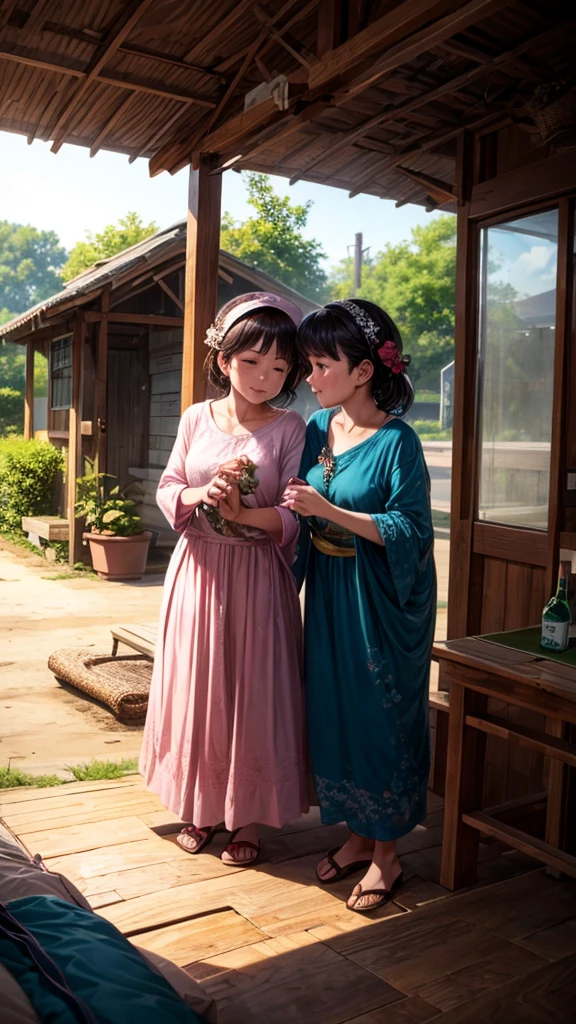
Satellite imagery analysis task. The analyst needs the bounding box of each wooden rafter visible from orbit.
[329,0,517,102]
[395,165,455,202]
[183,0,256,63]
[89,93,137,158]
[42,22,227,82]
[0,0,19,33]
[155,276,184,312]
[214,0,319,75]
[252,3,317,68]
[0,46,217,108]
[128,105,191,164]
[48,0,158,153]
[150,0,304,176]
[288,11,576,185]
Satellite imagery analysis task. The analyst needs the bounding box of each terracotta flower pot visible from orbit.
[84,531,152,581]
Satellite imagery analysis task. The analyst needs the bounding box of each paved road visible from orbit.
[422,442,452,514]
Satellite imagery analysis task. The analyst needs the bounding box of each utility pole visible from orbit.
[353,232,362,295]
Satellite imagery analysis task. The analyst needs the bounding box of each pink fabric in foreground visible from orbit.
[139,401,310,829]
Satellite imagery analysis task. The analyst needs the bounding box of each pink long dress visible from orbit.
[139,400,310,829]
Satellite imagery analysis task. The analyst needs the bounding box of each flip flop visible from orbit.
[221,828,260,867]
[176,823,225,855]
[316,845,372,885]
[346,871,404,913]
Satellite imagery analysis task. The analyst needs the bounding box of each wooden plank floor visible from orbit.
[2,776,576,1023]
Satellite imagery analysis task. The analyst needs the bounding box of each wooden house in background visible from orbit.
[0,224,318,544]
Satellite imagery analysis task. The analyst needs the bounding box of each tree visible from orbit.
[328,216,457,389]
[62,212,158,282]
[0,222,67,314]
[220,174,329,302]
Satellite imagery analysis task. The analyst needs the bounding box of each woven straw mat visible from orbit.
[48,648,152,719]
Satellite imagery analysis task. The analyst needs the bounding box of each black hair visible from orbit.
[297,298,414,416]
[204,304,303,407]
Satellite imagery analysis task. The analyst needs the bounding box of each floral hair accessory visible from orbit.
[377,340,405,374]
[338,300,380,347]
[337,300,409,374]
[204,291,303,350]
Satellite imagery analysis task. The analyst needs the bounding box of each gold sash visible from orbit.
[311,534,356,558]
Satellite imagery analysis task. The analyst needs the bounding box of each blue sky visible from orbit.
[2,130,442,272]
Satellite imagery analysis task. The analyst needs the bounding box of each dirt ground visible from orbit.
[0,540,164,775]
[0,536,449,777]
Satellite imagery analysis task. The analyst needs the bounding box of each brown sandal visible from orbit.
[176,824,225,854]
[221,828,260,867]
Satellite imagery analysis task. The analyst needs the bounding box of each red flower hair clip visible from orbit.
[377,340,405,374]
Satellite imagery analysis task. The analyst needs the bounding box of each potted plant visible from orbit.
[75,463,151,581]
[528,80,576,150]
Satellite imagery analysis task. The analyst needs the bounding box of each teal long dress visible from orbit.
[296,408,436,841]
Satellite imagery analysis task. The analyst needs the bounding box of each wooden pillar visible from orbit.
[96,289,110,474]
[181,157,222,413]
[446,131,479,641]
[23,341,34,440]
[67,313,85,566]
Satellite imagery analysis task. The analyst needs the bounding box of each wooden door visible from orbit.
[448,201,573,805]
[106,336,149,488]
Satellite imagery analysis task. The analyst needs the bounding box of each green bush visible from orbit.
[0,386,24,436]
[410,419,452,441]
[75,462,144,537]
[0,437,64,532]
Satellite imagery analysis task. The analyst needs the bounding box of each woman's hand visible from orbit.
[217,456,250,482]
[218,484,242,521]
[281,482,332,518]
[201,473,234,508]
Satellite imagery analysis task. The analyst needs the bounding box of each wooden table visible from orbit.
[110,622,158,658]
[433,636,576,890]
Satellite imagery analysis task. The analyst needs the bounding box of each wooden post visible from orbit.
[24,341,34,440]
[181,158,222,412]
[96,288,110,474]
[67,313,85,566]
[446,130,479,641]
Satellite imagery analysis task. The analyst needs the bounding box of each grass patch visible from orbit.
[0,529,45,559]
[415,391,440,403]
[42,564,97,581]
[66,758,139,781]
[412,420,452,441]
[0,764,64,789]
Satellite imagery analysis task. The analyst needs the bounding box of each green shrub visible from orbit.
[0,437,64,532]
[0,386,24,436]
[411,419,452,441]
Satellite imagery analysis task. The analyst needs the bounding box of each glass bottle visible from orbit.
[541,566,571,651]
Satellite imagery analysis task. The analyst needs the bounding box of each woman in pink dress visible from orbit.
[139,293,309,865]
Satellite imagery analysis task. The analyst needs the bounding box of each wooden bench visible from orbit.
[110,623,158,658]
[22,516,69,542]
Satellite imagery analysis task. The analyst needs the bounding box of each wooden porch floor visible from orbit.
[2,776,576,1023]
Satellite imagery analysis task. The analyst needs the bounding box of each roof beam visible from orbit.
[252,2,317,68]
[48,0,157,153]
[42,22,226,82]
[214,0,319,74]
[289,11,576,184]
[183,0,256,63]
[328,0,516,102]
[89,93,137,158]
[149,0,305,175]
[0,46,217,106]
[306,0,461,95]
[0,0,19,33]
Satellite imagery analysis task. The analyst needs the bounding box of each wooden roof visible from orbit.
[0,219,319,343]
[1,1,574,207]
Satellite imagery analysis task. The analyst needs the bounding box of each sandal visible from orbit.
[346,871,404,913]
[176,823,225,855]
[221,828,260,867]
[316,845,372,885]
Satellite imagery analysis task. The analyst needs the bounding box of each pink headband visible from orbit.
[205,291,303,348]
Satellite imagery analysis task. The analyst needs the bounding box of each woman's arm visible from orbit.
[281,484,384,545]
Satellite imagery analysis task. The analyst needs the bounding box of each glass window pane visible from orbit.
[477,209,558,530]
[50,336,73,410]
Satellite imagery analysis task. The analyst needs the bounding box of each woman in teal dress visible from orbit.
[282,299,436,913]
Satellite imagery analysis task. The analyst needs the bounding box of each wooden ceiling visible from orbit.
[1,0,574,207]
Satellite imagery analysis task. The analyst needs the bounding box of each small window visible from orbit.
[50,335,73,410]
